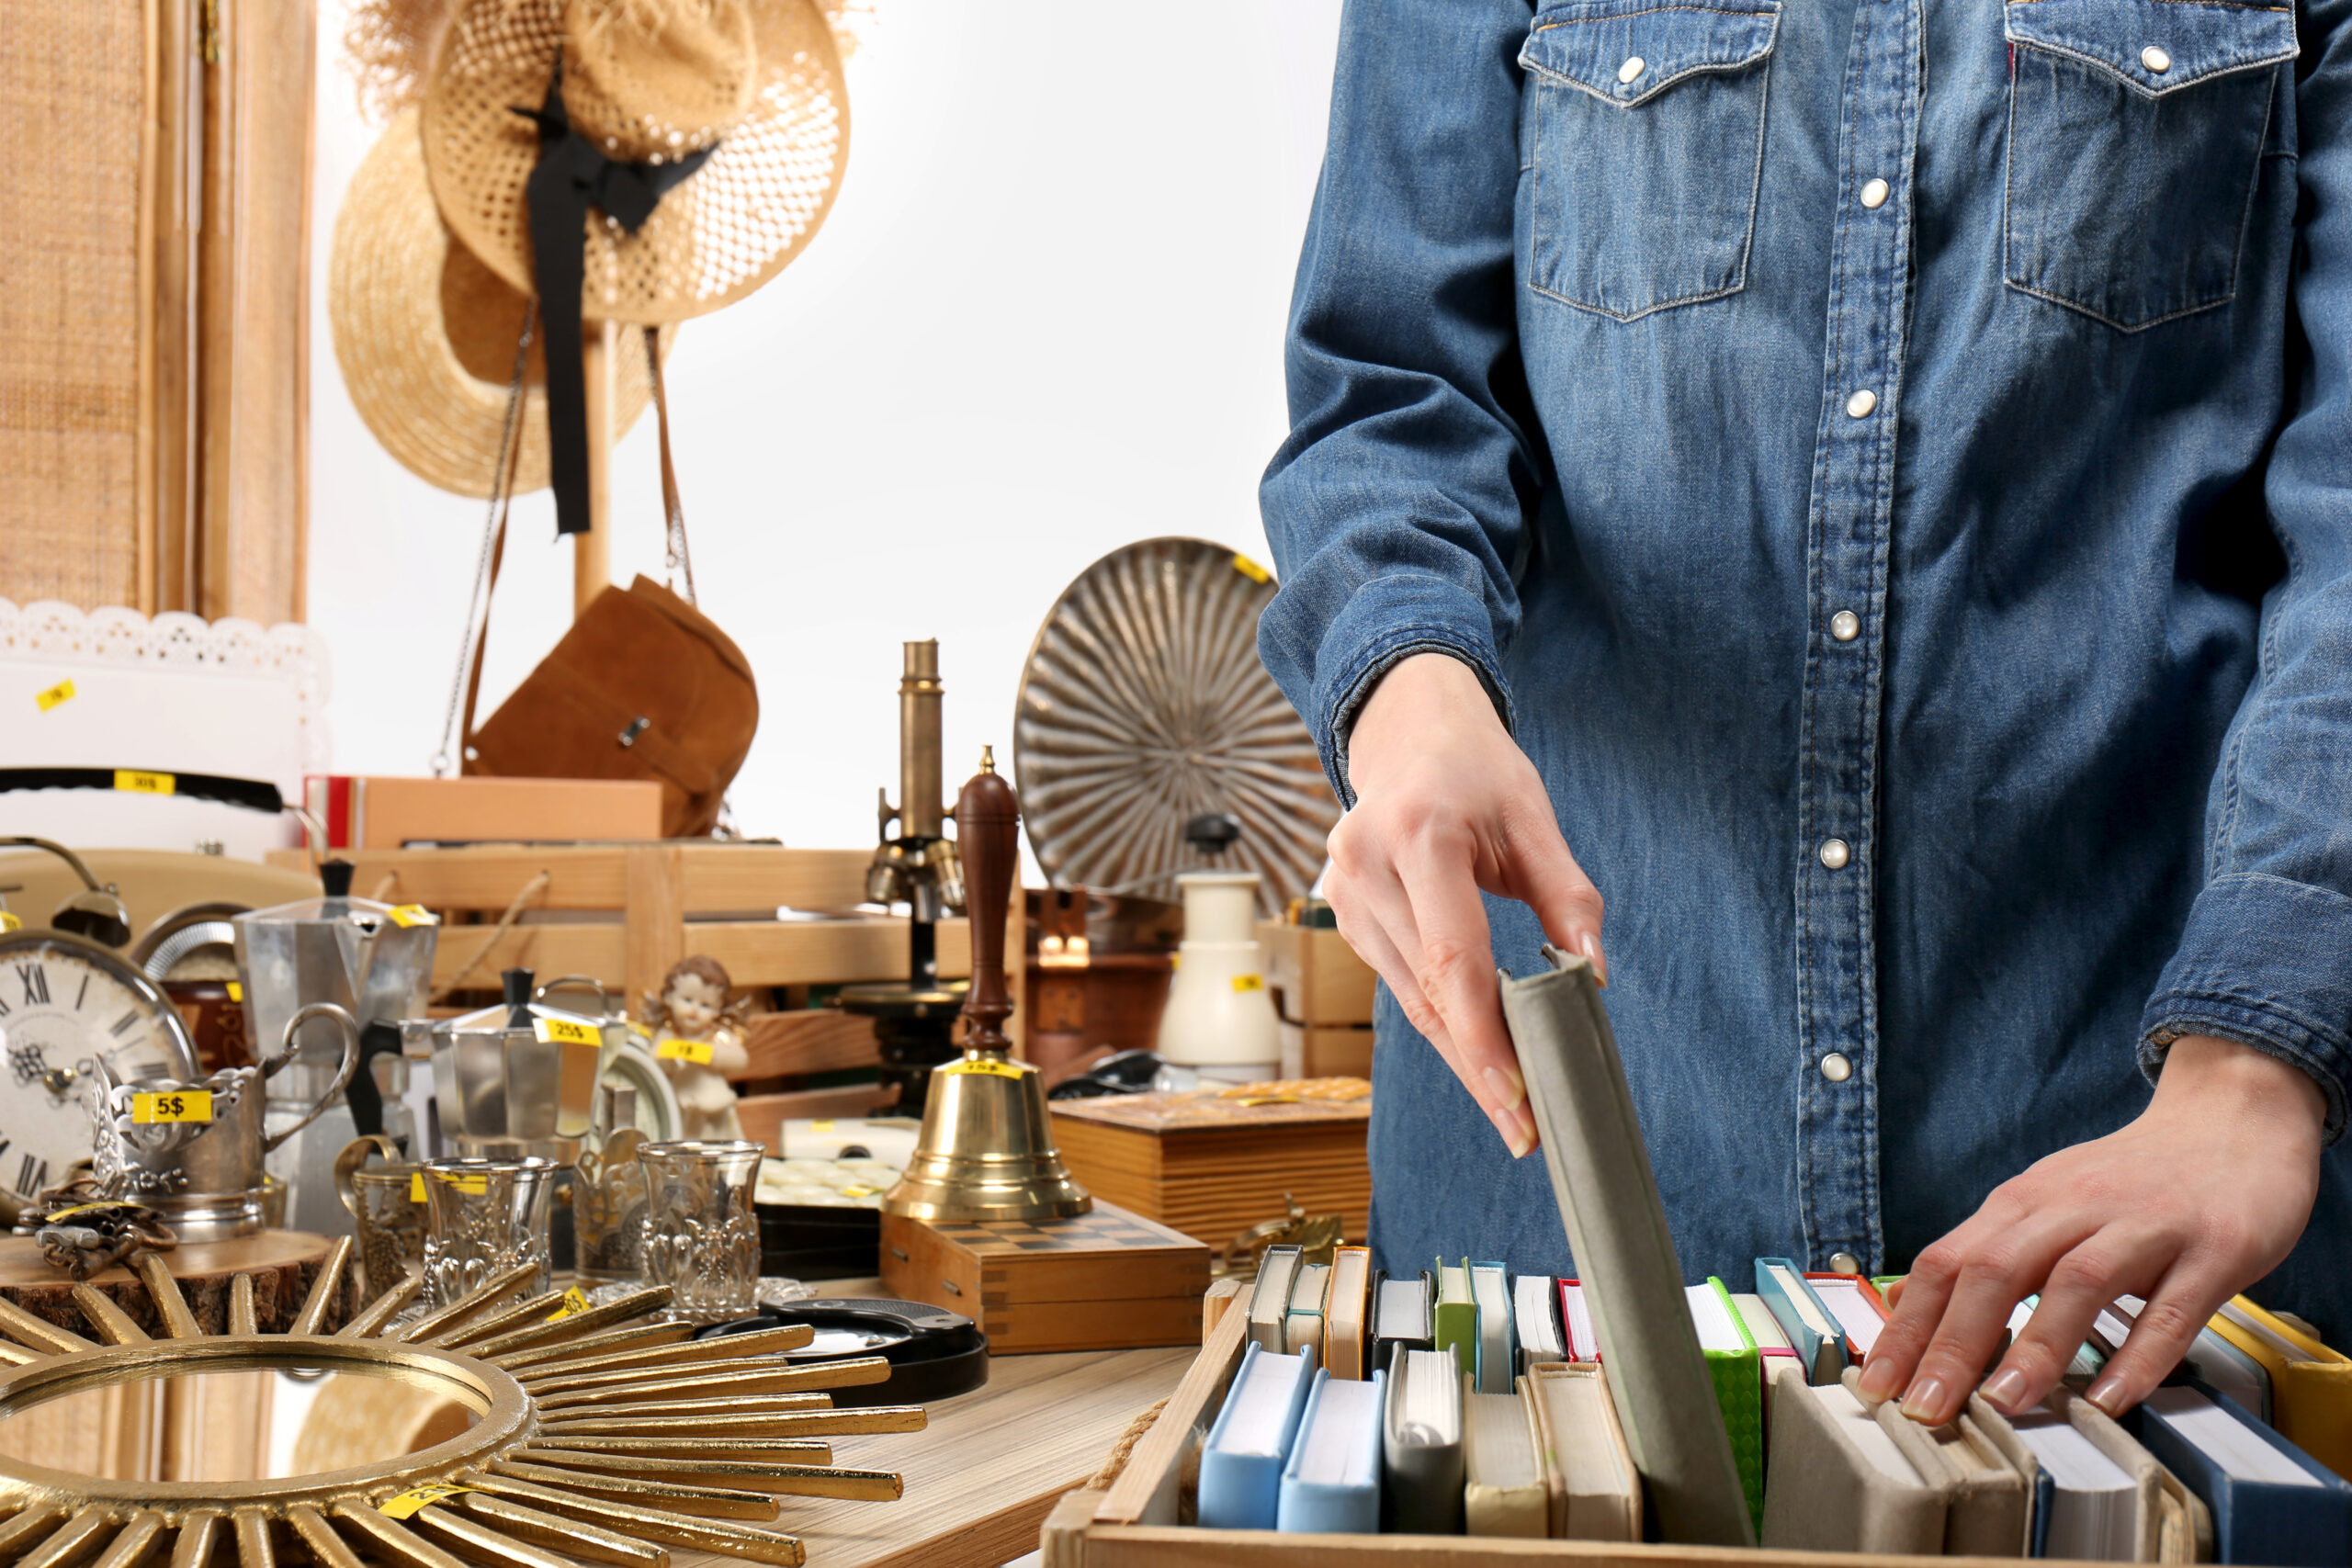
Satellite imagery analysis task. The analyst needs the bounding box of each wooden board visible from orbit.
[668,1341,1195,1568]
[739,1010,883,1079]
[880,1203,1211,1354]
[0,1229,353,1337]
[1049,1093,1372,1250]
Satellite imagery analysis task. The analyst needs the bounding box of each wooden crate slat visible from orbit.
[431,917,972,991]
[738,1010,883,1079]
[266,844,876,914]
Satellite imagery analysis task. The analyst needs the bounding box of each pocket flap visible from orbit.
[1520,0,1780,108]
[2003,0,2297,96]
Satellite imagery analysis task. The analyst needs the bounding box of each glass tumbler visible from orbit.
[572,1130,649,1286]
[342,1162,428,1298]
[637,1140,763,1322]
[420,1156,558,1306]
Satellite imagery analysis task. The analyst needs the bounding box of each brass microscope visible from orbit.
[837,640,967,1116]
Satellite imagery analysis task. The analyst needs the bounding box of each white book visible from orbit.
[1249,1246,1303,1354]
[1560,1280,1598,1361]
[1732,1292,1794,1352]
[1765,1261,1840,1342]
[1812,1277,1885,1355]
[1464,1387,1545,1537]
[1470,1261,1513,1393]
[2011,1408,2139,1559]
[1515,1273,1565,1371]
[2143,1385,2322,1487]
[1686,1281,1747,1351]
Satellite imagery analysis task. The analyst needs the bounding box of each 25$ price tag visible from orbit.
[533,1016,600,1048]
[937,1058,1023,1080]
[654,1035,714,1065]
[131,1090,212,1124]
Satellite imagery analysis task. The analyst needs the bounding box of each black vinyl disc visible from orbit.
[695,1297,989,1406]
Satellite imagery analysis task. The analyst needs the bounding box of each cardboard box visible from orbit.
[1258,920,1376,1026]
[1279,1021,1374,1080]
[879,1201,1210,1354]
[305,775,662,849]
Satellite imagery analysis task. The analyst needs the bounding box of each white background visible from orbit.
[307,0,1344,851]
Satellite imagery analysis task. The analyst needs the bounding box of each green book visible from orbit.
[1433,1258,1478,1378]
[1687,1275,1765,1532]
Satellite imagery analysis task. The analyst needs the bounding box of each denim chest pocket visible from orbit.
[1519,0,1781,321]
[2004,0,2298,331]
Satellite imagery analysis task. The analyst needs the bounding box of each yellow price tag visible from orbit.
[1231,553,1272,584]
[386,904,437,929]
[409,1173,427,1203]
[40,1201,135,1223]
[131,1091,213,1124]
[938,1058,1024,1080]
[379,1484,471,1519]
[226,980,242,1002]
[0,912,18,934]
[432,1171,489,1195]
[840,1184,880,1199]
[655,1035,714,1065]
[113,770,176,796]
[533,1016,600,1047]
[34,680,74,713]
[1231,973,1266,994]
[810,1119,836,1133]
[544,1285,594,1322]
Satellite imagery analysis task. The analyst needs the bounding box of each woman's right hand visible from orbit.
[1329,652,1608,1156]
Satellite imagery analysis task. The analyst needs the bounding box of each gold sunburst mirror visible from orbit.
[0,1243,917,1568]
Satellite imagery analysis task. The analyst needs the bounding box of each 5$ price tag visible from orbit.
[131,1090,212,1124]
[543,1285,594,1322]
[385,904,437,929]
[533,1016,600,1048]
[654,1035,714,1065]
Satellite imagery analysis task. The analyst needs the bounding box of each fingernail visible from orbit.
[1979,1366,2030,1413]
[1899,1375,1949,1423]
[1487,1104,1533,1158]
[1856,1357,1902,1404]
[1579,931,1609,987]
[1484,1065,1527,1111]
[2085,1375,2128,1416]
[1510,1103,1540,1157]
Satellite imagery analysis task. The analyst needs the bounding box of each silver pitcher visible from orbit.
[92,1000,360,1240]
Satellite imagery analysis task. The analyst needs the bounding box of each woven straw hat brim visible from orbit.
[330,107,673,497]
[420,0,847,327]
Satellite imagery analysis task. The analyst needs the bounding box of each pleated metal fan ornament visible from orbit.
[1012,538,1340,910]
[0,1243,915,1568]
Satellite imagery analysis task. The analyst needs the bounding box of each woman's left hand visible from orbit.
[1857,1034,2327,1424]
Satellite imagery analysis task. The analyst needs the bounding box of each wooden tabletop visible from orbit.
[680,1339,1194,1568]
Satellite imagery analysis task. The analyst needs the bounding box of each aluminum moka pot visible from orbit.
[428,970,614,1162]
[92,1000,360,1240]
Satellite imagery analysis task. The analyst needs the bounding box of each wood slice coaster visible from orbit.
[0,1230,356,1337]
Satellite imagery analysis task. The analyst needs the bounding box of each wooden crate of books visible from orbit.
[1041,1267,2351,1567]
[1048,1083,1372,1252]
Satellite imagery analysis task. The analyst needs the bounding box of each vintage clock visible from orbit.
[0,929,198,1212]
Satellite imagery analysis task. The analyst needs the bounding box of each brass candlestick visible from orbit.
[881,750,1091,1223]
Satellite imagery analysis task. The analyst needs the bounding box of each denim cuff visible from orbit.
[1312,573,1515,808]
[2139,871,2352,1145]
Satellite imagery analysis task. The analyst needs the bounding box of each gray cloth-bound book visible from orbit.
[1499,950,1755,1546]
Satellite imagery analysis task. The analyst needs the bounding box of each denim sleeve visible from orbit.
[2139,5,2352,1144]
[1255,0,1546,807]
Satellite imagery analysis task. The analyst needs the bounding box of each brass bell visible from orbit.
[881,749,1091,1223]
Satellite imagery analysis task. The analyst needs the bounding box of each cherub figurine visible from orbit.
[639,955,752,1140]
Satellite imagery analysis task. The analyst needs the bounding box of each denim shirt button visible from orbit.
[1830,610,1861,641]
[1829,1251,1864,1275]
[1820,1053,1854,1083]
[1617,55,1646,85]
[2141,45,2172,73]
[1846,389,1879,418]
[1860,178,1890,209]
[1818,837,1852,869]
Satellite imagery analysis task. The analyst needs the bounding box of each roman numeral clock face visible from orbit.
[0,933,198,1213]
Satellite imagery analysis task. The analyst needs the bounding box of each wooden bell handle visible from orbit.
[956,749,1018,1055]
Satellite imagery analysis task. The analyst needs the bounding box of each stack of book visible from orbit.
[1193,1248,2352,1562]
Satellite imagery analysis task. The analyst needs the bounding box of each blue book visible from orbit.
[1753,1258,1844,1384]
[2132,1381,2352,1565]
[1199,1342,1317,1530]
[1277,1367,1385,1533]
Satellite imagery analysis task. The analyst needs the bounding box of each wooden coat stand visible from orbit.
[575,320,618,617]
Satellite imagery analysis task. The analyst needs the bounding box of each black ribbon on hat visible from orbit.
[514,58,713,536]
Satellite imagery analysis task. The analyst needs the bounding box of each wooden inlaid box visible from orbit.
[879,1201,1211,1355]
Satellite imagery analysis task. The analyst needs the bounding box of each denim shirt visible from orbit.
[1259,0,2352,1326]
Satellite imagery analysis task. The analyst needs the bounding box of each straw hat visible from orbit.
[329,107,671,497]
[421,0,848,326]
